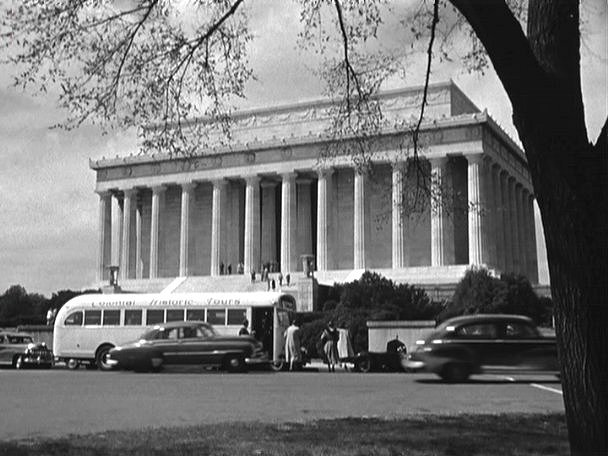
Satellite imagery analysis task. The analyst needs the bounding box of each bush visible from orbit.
[439,268,547,324]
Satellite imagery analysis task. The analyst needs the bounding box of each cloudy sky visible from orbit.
[0,1,605,297]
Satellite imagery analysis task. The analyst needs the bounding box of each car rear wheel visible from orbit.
[14,355,25,370]
[440,363,470,383]
[95,344,115,371]
[224,354,246,373]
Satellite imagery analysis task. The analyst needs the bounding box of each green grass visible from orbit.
[0,414,568,456]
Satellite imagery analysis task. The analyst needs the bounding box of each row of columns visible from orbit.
[97,153,537,283]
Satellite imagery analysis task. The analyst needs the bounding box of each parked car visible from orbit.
[404,314,559,382]
[107,321,268,372]
[0,331,54,369]
[353,338,408,373]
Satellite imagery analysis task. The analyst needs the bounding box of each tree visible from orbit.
[438,267,550,323]
[1,1,605,453]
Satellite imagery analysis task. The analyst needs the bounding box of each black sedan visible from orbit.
[0,331,53,369]
[404,314,559,382]
[107,321,267,373]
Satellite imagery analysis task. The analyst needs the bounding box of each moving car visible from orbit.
[107,321,268,372]
[0,331,53,369]
[404,314,558,382]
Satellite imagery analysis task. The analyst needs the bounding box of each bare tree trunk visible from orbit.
[449,1,608,454]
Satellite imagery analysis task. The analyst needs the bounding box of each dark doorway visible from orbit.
[251,307,274,358]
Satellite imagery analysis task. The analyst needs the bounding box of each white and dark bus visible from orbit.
[53,292,296,370]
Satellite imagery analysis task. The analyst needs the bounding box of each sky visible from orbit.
[0,1,606,297]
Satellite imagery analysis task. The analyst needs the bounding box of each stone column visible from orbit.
[527,194,539,283]
[466,154,484,265]
[149,185,166,279]
[210,179,227,276]
[392,162,407,269]
[491,165,505,272]
[96,191,111,283]
[507,178,520,273]
[135,194,143,280]
[482,157,496,268]
[316,168,333,271]
[297,178,313,261]
[280,172,297,273]
[120,189,135,280]
[110,192,122,269]
[500,171,513,272]
[260,181,277,267]
[515,184,527,276]
[244,176,260,274]
[430,157,448,267]
[179,182,195,277]
[353,170,366,269]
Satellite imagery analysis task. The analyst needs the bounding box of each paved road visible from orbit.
[0,367,563,441]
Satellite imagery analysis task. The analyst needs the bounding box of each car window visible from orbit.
[0,335,5,343]
[456,323,498,338]
[198,326,215,338]
[9,336,33,344]
[504,322,537,338]
[166,328,180,340]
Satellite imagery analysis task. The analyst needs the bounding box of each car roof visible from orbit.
[440,314,534,327]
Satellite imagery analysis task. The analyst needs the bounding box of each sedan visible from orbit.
[0,331,53,369]
[107,321,268,373]
[404,314,559,382]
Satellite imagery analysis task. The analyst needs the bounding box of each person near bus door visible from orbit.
[321,321,340,372]
[238,319,250,336]
[284,318,301,371]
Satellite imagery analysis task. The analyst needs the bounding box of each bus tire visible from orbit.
[95,344,115,371]
[224,354,246,373]
[269,359,285,372]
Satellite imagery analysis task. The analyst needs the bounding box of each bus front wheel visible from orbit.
[95,344,114,371]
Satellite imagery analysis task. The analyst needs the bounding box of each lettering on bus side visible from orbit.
[205,298,241,307]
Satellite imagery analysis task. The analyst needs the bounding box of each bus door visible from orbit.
[251,307,274,358]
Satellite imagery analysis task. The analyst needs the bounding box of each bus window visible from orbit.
[84,310,102,326]
[166,309,185,322]
[207,308,225,325]
[64,311,83,326]
[186,309,205,321]
[103,310,120,326]
[125,309,142,326]
[227,308,247,325]
[146,309,164,325]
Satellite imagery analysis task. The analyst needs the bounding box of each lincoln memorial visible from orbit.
[90,81,538,311]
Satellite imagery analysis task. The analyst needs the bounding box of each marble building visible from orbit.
[90,81,538,311]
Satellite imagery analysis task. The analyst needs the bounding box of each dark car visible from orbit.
[107,321,267,372]
[404,314,558,382]
[0,331,53,369]
[353,338,408,373]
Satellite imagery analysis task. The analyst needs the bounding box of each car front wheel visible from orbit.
[224,354,246,373]
[439,363,470,383]
[355,355,371,373]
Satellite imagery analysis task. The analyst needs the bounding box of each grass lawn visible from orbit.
[0,413,568,456]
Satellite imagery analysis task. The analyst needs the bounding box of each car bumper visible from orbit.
[245,353,269,365]
[23,355,53,366]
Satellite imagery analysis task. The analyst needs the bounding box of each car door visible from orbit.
[152,327,184,364]
[453,322,500,369]
[499,321,558,371]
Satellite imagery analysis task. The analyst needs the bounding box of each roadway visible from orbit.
[0,366,563,441]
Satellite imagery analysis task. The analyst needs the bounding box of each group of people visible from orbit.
[238,318,342,372]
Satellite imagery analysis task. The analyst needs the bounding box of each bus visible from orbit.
[53,291,296,370]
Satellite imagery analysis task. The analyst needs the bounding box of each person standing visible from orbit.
[284,319,302,371]
[238,319,250,336]
[321,321,340,372]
